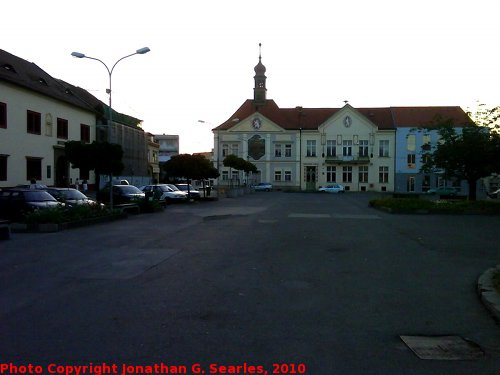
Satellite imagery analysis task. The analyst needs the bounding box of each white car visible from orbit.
[319,184,345,193]
[139,184,187,202]
[253,182,273,192]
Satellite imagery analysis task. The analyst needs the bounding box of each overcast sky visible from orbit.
[3,0,499,153]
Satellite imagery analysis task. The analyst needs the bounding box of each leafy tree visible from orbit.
[466,102,500,134]
[163,154,219,182]
[223,155,257,186]
[65,141,124,190]
[421,119,500,200]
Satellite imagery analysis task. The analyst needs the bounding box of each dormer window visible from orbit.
[38,77,48,85]
[65,88,73,95]
[2,64,16,73]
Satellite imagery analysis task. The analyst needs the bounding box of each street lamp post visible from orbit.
[71,47,150,209]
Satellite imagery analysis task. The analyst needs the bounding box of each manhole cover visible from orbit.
[400,335,484,360]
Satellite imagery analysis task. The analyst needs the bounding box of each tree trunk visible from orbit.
[468,179,477,201]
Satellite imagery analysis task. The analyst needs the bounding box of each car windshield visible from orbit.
[116,185,143,194]
[24,191,57,202]
[167,184,181,191]
[52,190,88,200]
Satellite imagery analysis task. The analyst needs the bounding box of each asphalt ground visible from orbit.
[1,192,499,374]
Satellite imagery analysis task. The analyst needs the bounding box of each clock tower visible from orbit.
[253,43,267,107]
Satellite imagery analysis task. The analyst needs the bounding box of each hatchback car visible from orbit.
[97,185,145,204]
[0,188,62,221]
[174,184,201,200]
[45,188,101,208]
[140,184,187,203]
[318,184,345,193]
[253,182,273,192]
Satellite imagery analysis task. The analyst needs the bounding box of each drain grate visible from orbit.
[400,335,484,360]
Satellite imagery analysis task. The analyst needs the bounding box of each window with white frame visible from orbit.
[358,166,368,183]
[358,140,369,157]
[326,166,336,182]
[222,171,229,180]
[326,140,336,157]
[422,134,431,151]
[284,170,292,181]
[274,170,282,181]
[342,140,352,156]
[379,140,389,157]
[407,176,415,192]
[306,140,316,157]
[407,154,416,168]
[222,144,229,157]
[342,166,352,183]
[274,143,282,157]
[379,166,389,183]
[407,134,416,151]
[231,143,239,156]
[231,170,239,181]
[284,144,292,157]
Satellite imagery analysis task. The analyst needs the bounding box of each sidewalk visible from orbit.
[477,265,500,322]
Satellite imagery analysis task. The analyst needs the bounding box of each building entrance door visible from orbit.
[306,166,317,191]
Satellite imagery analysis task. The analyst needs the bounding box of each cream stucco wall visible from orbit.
[0,82,96,188]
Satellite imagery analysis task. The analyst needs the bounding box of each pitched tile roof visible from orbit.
[214,100,473,131]
[0,49,94,112]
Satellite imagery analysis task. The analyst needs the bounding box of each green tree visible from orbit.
[163,154,219,182]
[466,102,500,134]
[65,141,124,191]
[421,119,500,200]
[223,155,257,186]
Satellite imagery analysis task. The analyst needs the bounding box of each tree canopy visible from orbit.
[420,119,500,200]
[162,154,219,181]
[223,154,257,173]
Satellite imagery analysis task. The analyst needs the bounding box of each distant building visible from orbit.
[146,132,160,183]
[212,48,474,193]
[154,134,179,162]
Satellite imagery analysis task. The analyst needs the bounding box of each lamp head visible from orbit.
[136,47,150,55]
[71,52,85,58]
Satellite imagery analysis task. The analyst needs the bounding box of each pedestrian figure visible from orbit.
[82,179,88,193]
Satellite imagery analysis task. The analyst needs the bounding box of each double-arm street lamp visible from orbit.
[71,47,150,208]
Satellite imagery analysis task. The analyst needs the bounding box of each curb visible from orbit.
[477,265,500,322]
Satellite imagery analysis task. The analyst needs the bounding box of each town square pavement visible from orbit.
[1,192,499,374]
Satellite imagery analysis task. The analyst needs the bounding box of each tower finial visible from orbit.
[259,43,262,61]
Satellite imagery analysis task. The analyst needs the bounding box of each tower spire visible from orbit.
[253,43,267,107]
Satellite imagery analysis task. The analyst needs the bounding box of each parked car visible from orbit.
[174,184,201,200]
[253,182,273,192]
[139,184,187,203]
[318,184,345,193]
[0,188,62,221]
[97,185,145,205]
[16,183,48,190]
[487,188,500,199]
[425,187,459,196]
[45,187,101,208]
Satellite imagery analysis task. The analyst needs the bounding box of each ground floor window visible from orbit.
[327,166,336,182]
[222,171,229,180]
[342,166,352,183]
[407,176,415,192]
[284,170,292,181]
[379,166,389,183]
[0,155,7,180]
[358,166,368,183]
[422,174,430,192]
[26,157,42,181]
[274,170,282,181]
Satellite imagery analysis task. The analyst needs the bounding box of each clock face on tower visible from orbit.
[252,118,262,129]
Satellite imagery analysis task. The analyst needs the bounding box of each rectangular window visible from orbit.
[359,166,368,183]
[222,144,229,157]
[0,102,6,128]
[422,134,431,151]
[342,166,352,183]
[407,134,416,151]
[379,140,389,157]
[284,144,292,157]
[326,166,336,182]
[26,157,42,180]
[407,176,415,192]
[379,166,389,183]
[0,155,7,180]
[306,140,316,157]
[422,175,431,192]
[80,124,90,143]
[57,118,69,139]
[284,170,292,181]
[231,170,239,180]
[342,140,352,157]
[358,140,369,157]
[222,171,229,180]
[407,154,416,168]
[27,110,41,134]
[326,140,336,157]
[274,144,282,157]
[274,170,282,181]
[231,144,239,156]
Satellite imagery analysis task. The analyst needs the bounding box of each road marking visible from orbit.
[288,213,381,219]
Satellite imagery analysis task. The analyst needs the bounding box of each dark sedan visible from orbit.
[0,188,62,221]
[45,188,101,208]
[97,185,145,205]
